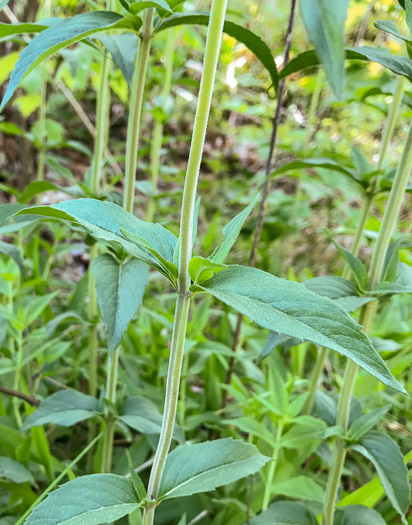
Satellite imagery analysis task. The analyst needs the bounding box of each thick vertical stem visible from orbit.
[144,3,228,523]
[146,28,176,222]
[123,9,154,214]
[322,116,412,525]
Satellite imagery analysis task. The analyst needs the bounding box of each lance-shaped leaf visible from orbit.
[0,456,34,484]
[210,196,257,264]
[279,47,412,83]
[21,390,100,431]
[375,20,412,58]
[157,13,278,90]
[158,438,269,500]
[25,474,143,525]
[91,254,148,356]
[119,396,183,442]
[12,199,178,277]
[129,0,173,14]
[347,405,391,442]
[301,0,349,100]
[0,21,49,39]
[199,265,405,393]
[250,501,318,525]
[271,158,359,182]
[1,12,142,110]
[97,33,139,86]
[352,431,410,519]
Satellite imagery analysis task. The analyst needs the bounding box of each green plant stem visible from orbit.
[101,347,119,473]
[88,244,99,398]
[262,420,283,510]
[304,76,406,417]
[123,8,154,214]
[144,2,228,523]
[322,116,412,525]
[146,28,176,222]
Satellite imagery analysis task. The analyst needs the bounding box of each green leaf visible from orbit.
[381,239,401,283]
[301,0,349,100]
[25,474,143,524]
[0,240,25,276]
[334,505,386,525]
[271,476,325,502]
[97,33,139,86]
[303,276,372,313]
[210,197,258,264]
[224,417,276,447]
[0,456,34,484]
[199,266,404,393]
[331,241,368,290]
[21,390,100,431]
[119,397,183,442]
[406,0,412,32]
[279,47,412,83]
[189,256,226,284]
[129,0,173,14]
[352,431,410,517]
[0,0,11,11]
[350,145,373,177]
[91,254,148,356]
[280,416,326,449]
[271,158,358,182]
[26,291,58,325]
[347,405,391,442]
[125,450,146,502]
[0,21,49,39]
[368,282,412,295]
[1,12,142,110]
[158,438,269,500]
[250,501,318,525]
[120,227,178,286]
[157,13,278,90]
[13,199,178,274]
[375,20,412,58]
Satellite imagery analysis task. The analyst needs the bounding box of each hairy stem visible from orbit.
[322,115,412,525]
[101,348,119,473]
[144,2,228,523]
[123,8,154,214]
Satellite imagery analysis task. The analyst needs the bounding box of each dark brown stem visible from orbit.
[0,385,40,406]
[222,0,297,408]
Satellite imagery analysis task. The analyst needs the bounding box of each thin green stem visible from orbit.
[322,116,412,525]
[101,347,119,473]
[144,2,228,523]
[262,420,283,510]
[123,8,154,214]
[146,28,176,222]
[88,244,99,398]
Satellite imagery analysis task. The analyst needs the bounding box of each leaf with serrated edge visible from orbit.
[200,265,405,392]
[25,474,143,524]
[91,254,148,355]
[158,438,269,500]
